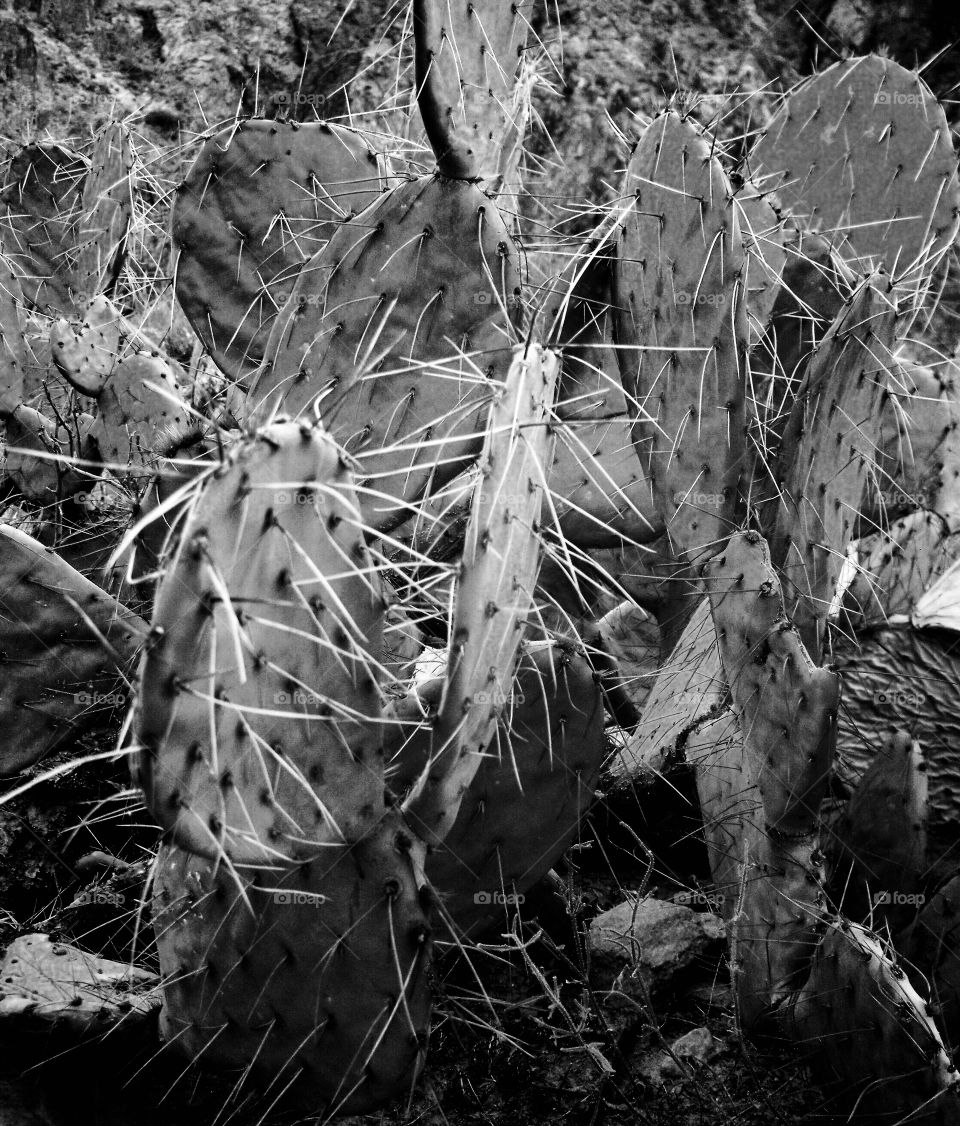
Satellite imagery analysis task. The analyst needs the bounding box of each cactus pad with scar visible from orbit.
[411,0,528,188]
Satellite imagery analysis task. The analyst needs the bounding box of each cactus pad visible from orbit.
[830,730,928,928]
[50,295,127,396]
[750,54,960,285]
[412,0,527,184]
[768,274,896,657]
[172,119,387,383]
[843,509,958,628]
[396,641,604,939]
[702,531,840,837]
[0,933,159,1031]
[0,250,27,416]
[611,596,724,781]
[73,121,134,303]
[251,173,522,528]
[0,524,144,774]
[403,344,558,847]
[0,142,87,311]
[89,350,190,469]
[612,110,747,561]
[785,919,960,1121]
[153,808,432,1116]
[136,420,387,862]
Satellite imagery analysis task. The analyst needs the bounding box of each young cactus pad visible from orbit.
[135,420,388,862]
[402,342,559,849]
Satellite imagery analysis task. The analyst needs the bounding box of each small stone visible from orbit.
[588,894,725,1002]
[660,1026,717,1076]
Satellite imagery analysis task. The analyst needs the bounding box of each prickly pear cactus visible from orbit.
[4,403,91,503]
[768,274,896,658]
[785,920,959,1123]
[0,524,144,774]
[544,245,661,547]
[829,729,929,930]
[389,639,605,939]
[0,142,87,311]
[403,343,559,848]
[611,596,723,781]
[842,509,958,628]
[250,188,523,527]
[612,110,747,563]
[73,121,134,303]
[751,55,960,287]
[0,250,28,416]
[172,119,388,383]
[411,0,528,189]
[50,295,128,396]
[902,876,960,1055]
[702,531,839,839]
[135,420,387,862]
[88,349,190,469]
[152,808,432,1116]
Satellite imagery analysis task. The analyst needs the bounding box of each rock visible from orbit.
[633,1025,722,1084]
[588,895,725,1003]
[0,934,160,1033]
[660,1027,718,1076]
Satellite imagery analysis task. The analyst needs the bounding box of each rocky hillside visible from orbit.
[2,0,957,218]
